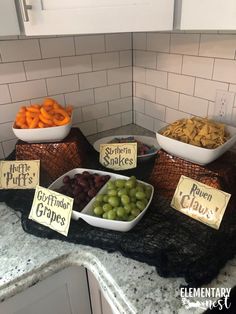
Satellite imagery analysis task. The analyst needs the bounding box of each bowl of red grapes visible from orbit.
[49,168,154,231]
[93,135,159,162]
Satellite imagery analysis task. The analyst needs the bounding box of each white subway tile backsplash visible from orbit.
[65,90,94,108]
[97,114,121,132]
[146,69,167,89]
[0,85,11,104]
[108,67,132,85]
[0,63,26,84]
[155,88,179,109]
[47,75,79,95]
[199,34,236,59]
[2,138,17,157]
[0,122,15,141]
[182,56,214,79]
[133,33,147,50]
[78,120,97,136]
[179,94,208,117]
[133,66,146,84]
[147,33,170,53]
[133,97,145,113]
[165,107,190,124]
[122,111,132,125]
[0,144,4,159]
[9,80,47,102]
[213,59,236,84]
[157,53,182,74]
[195,78,228,101]
[135,83,155,102]
[24,58,61,80]
[119,51,132,67]
[134,50,156,69]
[154,119,167,132]
[135,111,154,131]
[79,71,107,90]
[92,52,119,71]
[40,37,75,58]
[75,35,105,55]
[109,97,132,115]
[120,82,132,98]
[30,94,65,106]
[170,33,200,56]
[105,33,131,51]
[61,55,92,75]
[0,101,30,123]
[82,102,108,121]
[145,100,165,120]
[168,73,195,95]
[72,107,83,124]
[95,85,120,103]
[0,40,41,62]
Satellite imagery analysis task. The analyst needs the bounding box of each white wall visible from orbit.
[133,32,236,132]
[0,34,132,158]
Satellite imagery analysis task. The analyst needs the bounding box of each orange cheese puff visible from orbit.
[43,98,55,107]
[53,108,70,126]
[29,116,40,129]
[66,105,73,116]
[39,114,53,126]
[19,106,26,113]
[53,102,60,110]
[27,106,40,113]
[31,104,40,109]
[26,111,38,118]
[38,121,45,128]
[40,107,53,120]
[21,124,29,129]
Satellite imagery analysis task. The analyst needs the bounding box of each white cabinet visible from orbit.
[175,0,236,30]
[20,0,174,35]
[0,266,91,314]
[0,0,20,35]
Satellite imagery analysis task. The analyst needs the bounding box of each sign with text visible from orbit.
[0,160,40,189]
[171,175,231,230]
[29,185,73,236]
[99,143,137,170]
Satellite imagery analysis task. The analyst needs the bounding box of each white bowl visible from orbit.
[156,124,236,165]
[93,135,159,161]
[12,120,72,143]
[49,168,154,232]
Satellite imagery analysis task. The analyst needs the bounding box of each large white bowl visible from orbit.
[156,124,236,165]
[12,120,72,143]
[49,168,154,232]
[93,135,159,162]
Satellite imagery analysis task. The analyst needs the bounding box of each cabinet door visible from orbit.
[0,0,20,35]
[175,0,236,30]
[0,266,91,314]
[20,0,174,35]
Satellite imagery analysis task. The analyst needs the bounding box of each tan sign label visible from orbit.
[0,160,40,189]
[171,175,231,230]
[29,185,73,236]
[99,143,137,170]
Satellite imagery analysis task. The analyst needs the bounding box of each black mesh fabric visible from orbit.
[1,130,236,288]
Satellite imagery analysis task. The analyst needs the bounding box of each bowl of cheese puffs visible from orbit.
[156,117,236,165]
[12,98,73,143]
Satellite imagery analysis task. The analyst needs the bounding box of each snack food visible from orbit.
[14,98,73,129]
[160,117,229,149]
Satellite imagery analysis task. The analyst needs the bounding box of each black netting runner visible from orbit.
[1,129,236,288]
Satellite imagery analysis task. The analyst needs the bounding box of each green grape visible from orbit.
[103,195,109,202]
[121,194,130,205]
[135,191,146,200]
[117,207,126,218]
[103,203,112,212]
[92,200,101,208]
[128,214,136,221]
[125,179,136,189]
[136,185,144,193]
[115,179,126,188]
[118,188,128,197]
[129,202,136,209]
[124,204,132,214]
[107,209,116,220]
[131,208,141,217]
[93,206,103,216]
[95,194,104,203]
[107,181,116,190]
[136,201,146,211]
[143,198,148,206]
[145,190,152,199]
[102,212,108,219]
[129,188,136,197]
[108,196,120,207]
[108,189,118,196]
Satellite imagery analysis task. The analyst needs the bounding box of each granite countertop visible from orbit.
[1,124,236,314]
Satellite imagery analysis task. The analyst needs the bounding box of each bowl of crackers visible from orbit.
[156,117,236,165]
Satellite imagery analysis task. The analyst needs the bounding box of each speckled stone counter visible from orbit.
[1,125,236,314]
